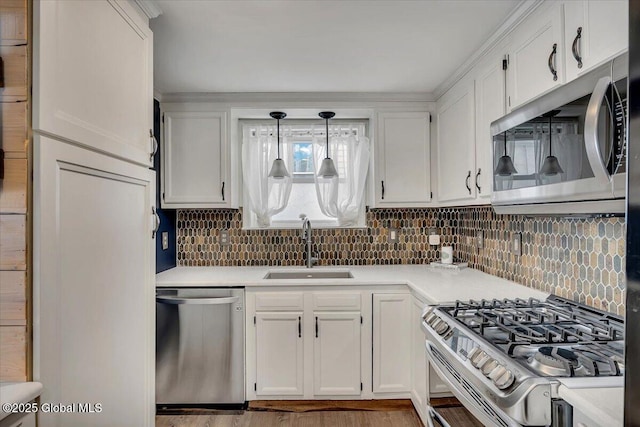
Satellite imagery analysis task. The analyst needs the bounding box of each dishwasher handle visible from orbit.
[156,295,240,305]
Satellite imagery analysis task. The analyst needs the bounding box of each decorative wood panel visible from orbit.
[0,326,27,381]
[0,0,27,46]
[0,101,28,155]
[0,45,27,101]
[0,271,26,325]
[0,158,27,213]
[0,214,26,270]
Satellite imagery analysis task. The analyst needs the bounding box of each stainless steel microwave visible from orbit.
[490,54,627,216]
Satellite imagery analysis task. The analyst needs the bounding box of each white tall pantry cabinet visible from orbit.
[32,1,156,426]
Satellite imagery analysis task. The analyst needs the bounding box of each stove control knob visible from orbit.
[481,359,500,377]
[422,306,436,320]
[434,320,450,336]
[488,365,507,382]
[425,313,439,325]
[466,347,480,361]
[492,369,515,390]
[470,350,489,368]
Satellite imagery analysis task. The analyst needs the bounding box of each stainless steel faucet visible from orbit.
[300,214,318,268]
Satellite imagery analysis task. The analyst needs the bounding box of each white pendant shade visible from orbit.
[268,158,290,179]
[317,157,338,179]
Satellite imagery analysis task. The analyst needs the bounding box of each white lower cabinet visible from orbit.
[248,289,419,402]
[249,290,365,400]
[255,312,304,396]
[372,293,412,393]
[313,312,362,396]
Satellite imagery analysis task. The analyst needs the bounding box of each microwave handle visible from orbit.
[584,76,613,185]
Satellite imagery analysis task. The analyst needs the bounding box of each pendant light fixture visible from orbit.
[494,131,518,176]
[317,111,338,179]
[268,111,290,179]
[494,57,517,177]
[539,110,564,176]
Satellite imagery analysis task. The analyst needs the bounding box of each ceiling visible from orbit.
[151,0,520,95]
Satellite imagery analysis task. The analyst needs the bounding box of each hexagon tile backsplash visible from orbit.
[177,206,626,316]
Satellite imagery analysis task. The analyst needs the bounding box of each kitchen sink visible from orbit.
[264,270,354,280]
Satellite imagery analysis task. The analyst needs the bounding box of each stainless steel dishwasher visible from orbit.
[156,287,245,408]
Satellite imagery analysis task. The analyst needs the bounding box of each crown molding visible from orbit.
[433,0,543,100]
[134,0,163,19]
[158,91,435,104]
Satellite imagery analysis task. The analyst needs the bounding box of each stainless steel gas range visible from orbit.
[422,296,624,427]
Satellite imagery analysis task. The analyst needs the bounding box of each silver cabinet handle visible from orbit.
[156,296,239,305]
[572,27,583,69]
[152,207,160,238]
[548,43,558,81]
[150,129,158,162]
[475,168,481,193]
[585,76,613,185]
[465,171,471,194]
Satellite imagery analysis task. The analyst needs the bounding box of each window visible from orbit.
[241,121,369,229]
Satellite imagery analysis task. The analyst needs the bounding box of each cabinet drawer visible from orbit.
[312,292,361,311]
[255,292,304,311]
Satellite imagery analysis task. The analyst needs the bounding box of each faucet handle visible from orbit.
[311,257,319,266]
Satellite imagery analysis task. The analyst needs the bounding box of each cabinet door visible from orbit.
[33,0,153,166]
[372,293,411,393]
[34,136,155,427]
[255,312,304,396]
[313,312,361,396]
[475,58,506,200]
[376,112,431,206]
[564,0,628,82]
[411,298,428,420]
[162,111,229,208]
[507,1,564,109]
[436,80,476,203]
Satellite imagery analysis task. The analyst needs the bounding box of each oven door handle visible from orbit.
[424,341,521,427]
[584,76,613,185]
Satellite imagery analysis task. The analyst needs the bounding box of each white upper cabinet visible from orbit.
[375,112,431,206]
[33,0,153,167]
[436,80,476,203]
[313,312,362,396]
[475,54,507,200]
[564,0,628,82]
[506,1,564,110]
[162,111,229,208]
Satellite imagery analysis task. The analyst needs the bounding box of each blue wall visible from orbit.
[154,99,177,273]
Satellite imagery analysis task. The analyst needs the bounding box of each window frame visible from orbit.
[240,119,369,230]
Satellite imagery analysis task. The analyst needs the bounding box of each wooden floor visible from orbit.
[156,400,484,427]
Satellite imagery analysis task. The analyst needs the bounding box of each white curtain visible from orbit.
[312,124,370,226]
[242,125,294,227]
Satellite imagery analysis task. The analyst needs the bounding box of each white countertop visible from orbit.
[558,384,624,426]
[0,382,43,421]
[156,265,549,304]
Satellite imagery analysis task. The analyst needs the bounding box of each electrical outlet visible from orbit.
[161,232,169,250]
[511,232,522,256]
[388,228,399,244]
[220,229,230,247]
[476,231,484,249]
